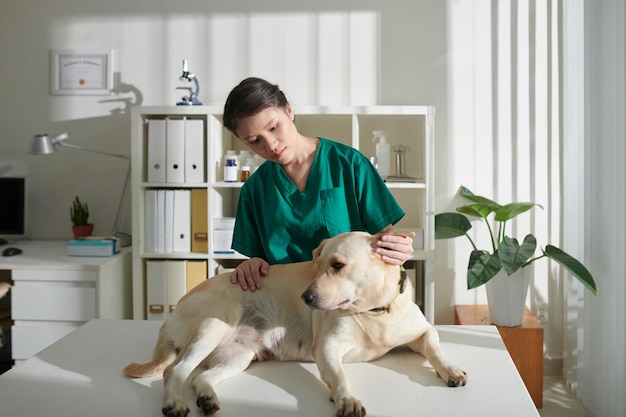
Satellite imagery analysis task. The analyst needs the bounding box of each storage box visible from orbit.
[68,238,120,257]
[213,218,235,254]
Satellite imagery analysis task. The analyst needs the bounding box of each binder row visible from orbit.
[147,118,205,183]
[146,260,208,320]
[144,189,208,254]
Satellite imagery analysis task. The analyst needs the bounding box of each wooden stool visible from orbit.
[454,304,543,408]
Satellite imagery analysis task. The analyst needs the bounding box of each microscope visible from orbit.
[176,59,202,106]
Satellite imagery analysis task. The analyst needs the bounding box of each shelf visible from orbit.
[142,182,209,189]
[131,105,435,321]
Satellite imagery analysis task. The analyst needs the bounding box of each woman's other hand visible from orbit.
[375,226,415,265]
[231,257,270,291]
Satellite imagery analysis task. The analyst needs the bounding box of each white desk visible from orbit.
[0,320,539,417]
[0,240,131,362]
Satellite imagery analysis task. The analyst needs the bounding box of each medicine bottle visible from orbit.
[224,157,238,182]
[240,165,251,182]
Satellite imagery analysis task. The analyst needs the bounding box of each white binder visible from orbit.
[166,260,187,314]
[185,119,205,183]
[164,190,175,253]
[144,189,158,253]
[155,190,166,253]
[146,260,167,321]
[147,120,166,183]
[173,189,191,253]
[166,119,185,183]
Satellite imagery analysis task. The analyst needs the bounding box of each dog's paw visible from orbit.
[335,396,367,417]
[441,366,467,387]
[197,395,221,415]
[162,398,191,417]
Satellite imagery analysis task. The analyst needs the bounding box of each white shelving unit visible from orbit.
[130,105,435,321]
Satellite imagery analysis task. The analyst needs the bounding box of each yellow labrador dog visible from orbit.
[124,231,467,417]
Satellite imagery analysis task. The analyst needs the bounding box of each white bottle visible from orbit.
[223,150,239,182]
[373,131,391,179]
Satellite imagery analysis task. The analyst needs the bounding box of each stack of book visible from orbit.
[68,237,120,257]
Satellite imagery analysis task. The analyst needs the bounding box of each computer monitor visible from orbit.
[0,178,25,242]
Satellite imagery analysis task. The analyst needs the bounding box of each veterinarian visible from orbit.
[223,77,414,291]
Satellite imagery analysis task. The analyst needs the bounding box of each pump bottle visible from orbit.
[373,131,391,179]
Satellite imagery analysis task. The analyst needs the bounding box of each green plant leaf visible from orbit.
[457,203,500,219]
[494,202,543,222]
[459,185,500,206]
[467,250,502,289]
[435,212,472,239]
[544,245,598,297]
[499,235,537,275]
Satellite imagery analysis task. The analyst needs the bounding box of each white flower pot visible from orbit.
[485,265,532,327]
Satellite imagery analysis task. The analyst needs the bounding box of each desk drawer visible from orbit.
[11,324,79,360]
[12,286,96,321]
[12,269,96,282]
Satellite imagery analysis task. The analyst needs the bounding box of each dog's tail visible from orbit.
[124,333,176,378]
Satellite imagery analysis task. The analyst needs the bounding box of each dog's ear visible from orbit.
[374,225,416,240]
[312,238,329,261]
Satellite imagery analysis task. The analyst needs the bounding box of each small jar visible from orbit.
[240,165,251,182]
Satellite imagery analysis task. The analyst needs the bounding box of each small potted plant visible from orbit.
[70,196,94,239]
[435,185,598,326]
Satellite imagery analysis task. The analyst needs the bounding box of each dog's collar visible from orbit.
[369,267,408,314]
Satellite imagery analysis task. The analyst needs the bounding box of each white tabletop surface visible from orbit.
[0,240,129,269]
[0,319,540,417]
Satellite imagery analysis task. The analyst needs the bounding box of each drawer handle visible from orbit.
[149,304,164,314]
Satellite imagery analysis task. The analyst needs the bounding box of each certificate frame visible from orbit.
[50,49,113,95]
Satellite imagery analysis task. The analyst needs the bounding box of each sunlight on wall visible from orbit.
[46,11,379,122]
[449,0,561,358]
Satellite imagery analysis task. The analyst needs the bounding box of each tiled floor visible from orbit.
[540,376,593,417]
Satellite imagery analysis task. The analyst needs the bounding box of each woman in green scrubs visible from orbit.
[223,77,414,291]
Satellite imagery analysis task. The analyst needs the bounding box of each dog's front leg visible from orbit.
[408,327,467,387]
[316,344,366,417]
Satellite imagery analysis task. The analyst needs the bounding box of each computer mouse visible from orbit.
[2,247,22,257]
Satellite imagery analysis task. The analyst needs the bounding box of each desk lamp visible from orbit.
[28,132,131,246]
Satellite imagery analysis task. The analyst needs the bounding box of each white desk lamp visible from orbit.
[28,132,132,246]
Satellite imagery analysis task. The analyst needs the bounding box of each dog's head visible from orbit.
[300,230,412,313]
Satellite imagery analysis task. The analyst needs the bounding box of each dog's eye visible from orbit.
[331,262,345,271]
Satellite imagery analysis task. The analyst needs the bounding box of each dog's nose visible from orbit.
[301,290,316,305]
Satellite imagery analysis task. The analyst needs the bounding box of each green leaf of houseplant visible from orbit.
[544,245,598,297]
[457,203,500,219]
[467,250,502,289]
[458,185,499,206]
[494,202,543,222]
[435,212,472,239]
[499,235,537,275]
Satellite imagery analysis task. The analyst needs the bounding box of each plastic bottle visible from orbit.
[224,152,238,182]
[373,131,391,179]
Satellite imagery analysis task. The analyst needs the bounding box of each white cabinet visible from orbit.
[131,105,435,322]
[0,241,132,363]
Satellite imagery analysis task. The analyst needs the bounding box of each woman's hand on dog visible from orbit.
[375,226,415,265]
[231,257,270,291]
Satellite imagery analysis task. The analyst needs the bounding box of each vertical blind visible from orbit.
[563,1,626,416]
[449,0,563,362]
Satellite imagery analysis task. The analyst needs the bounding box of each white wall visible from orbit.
[0,1,447,233]
[0,0,455,319]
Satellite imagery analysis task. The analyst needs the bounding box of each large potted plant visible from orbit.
[70,196,94,239]
[435,185,597,326]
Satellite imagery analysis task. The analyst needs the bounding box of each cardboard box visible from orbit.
[68,237,120,257]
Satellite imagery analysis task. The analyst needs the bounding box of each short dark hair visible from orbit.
[223,77,289,135]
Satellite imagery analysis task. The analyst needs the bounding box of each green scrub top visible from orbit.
[231,137,405,264]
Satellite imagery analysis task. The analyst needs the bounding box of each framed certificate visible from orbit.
[50,50,113,95]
